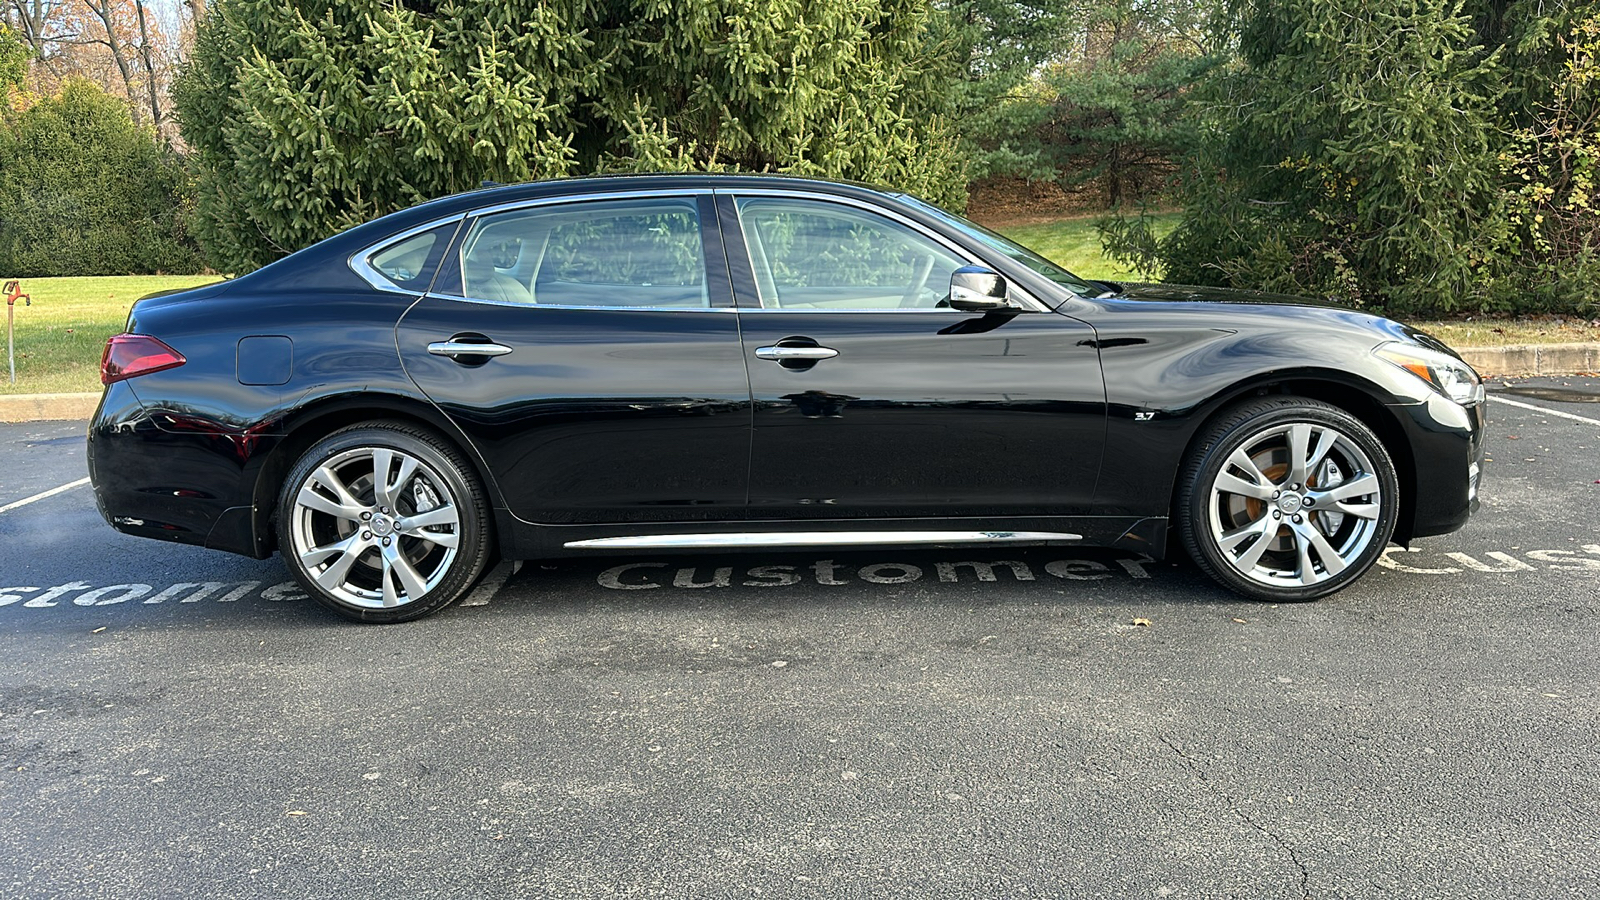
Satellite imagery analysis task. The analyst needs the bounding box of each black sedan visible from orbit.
[88,175,1486,622]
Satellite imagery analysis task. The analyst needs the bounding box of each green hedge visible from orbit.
[0,80,204,278]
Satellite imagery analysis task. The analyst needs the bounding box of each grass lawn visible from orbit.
[994,212,1182,282]
[1408,316,1600,348]
[1,275,223,395]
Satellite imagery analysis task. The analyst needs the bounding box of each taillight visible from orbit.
[101,334,185,385]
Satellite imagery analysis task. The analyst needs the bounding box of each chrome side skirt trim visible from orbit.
[563,530,1083,550]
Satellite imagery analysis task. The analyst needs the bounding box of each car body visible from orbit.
[87,174,1486,621]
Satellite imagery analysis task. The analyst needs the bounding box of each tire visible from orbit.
[276,422,492,623]
[1177,396,1399,602]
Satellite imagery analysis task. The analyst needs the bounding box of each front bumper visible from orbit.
[1391,392,1486,540]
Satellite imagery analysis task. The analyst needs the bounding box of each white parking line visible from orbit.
[1491,395,1600,427]
[0,476,90,515]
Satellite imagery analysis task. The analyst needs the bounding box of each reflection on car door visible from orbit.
[395,193,752,524]
[723,192,1106,519]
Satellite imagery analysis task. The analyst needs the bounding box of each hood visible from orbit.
[1107,281,1343,309]
[1095,281,1454,353]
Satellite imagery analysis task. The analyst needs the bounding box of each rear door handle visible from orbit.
[428,340,514,359]
[755,346,839,361]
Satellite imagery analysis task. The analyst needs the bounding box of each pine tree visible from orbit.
[174,0,968,272]
[1143,0,1512,314]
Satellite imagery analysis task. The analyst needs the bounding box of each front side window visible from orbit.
[734,197,967,310]
[452,197,708,308]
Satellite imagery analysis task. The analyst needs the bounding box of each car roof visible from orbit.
[409,172,905,219]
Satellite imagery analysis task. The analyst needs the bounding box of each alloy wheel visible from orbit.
[288,446,463,609]
[1205,421,1384,589]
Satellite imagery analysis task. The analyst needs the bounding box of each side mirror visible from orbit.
[948,266,1010,312]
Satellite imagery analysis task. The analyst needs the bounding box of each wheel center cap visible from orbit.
[369,513,395,537]
[1277,493,1305,514]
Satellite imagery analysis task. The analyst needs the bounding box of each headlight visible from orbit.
[1374,342,1485,405]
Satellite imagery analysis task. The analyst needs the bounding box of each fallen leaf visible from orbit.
[1231,618,1247,624]
[1131,617,1152,627]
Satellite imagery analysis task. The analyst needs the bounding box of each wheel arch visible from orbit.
[251,393,507,556]
[1168,369,1418,548]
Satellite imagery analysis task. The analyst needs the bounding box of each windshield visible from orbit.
[898,195,1100,297]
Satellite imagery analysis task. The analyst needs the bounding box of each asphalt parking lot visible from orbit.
[2,380,1598,899]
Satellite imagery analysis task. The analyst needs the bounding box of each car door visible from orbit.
[394,192,752,524]
[722,191,1106,519]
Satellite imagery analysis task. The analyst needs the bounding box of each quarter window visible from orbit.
[734,197,967,310]
[453,198,709,308]
[363,222,456,292]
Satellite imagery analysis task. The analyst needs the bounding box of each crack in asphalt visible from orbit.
[1158,734,1312,899]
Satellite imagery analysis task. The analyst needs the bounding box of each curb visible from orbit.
[1456,343,1600,378]
[0,342,1595,423]
[0,392,99,423]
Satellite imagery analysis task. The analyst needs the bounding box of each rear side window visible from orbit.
[358,221,457,292]
[449,197,709,308]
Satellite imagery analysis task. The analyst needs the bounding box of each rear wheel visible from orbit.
[1178,397,1399,602]
[276,422,492,623]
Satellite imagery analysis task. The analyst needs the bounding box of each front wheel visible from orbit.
[1178,397,1399,602]
[276,422,493,623]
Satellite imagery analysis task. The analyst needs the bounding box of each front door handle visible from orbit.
[755,346,839,361]
[428,340,514,359]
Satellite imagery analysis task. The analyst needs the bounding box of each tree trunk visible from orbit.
[83,0,142,125]
[133,0,164,137]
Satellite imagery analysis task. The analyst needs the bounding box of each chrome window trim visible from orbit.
[463,187,714,222]
[421,293,739,313]
[348,214,466,294]
[715,188,1050,313]
[445,189,717,311]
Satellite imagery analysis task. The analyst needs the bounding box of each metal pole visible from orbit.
[7,301,13,385]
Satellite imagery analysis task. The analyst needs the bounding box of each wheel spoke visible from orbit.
[1227,515,1280,571]
[1287,424,1332,487]
[1215,472,1274,501]
[311,465,363,510]
[1319,473,1379,503]
[382,541,429,600]
[301,532,362,567]
[380,561,399,608]
[372,449,396,509]
[372,450,420,512]
[406,529,459,549]
[1227,448,1275,488]
[400,504,458,530]
[1305,428,1337,479]
[297,485,364,522]
[1219,513,1268,551]
[1335,501,1380,520]
[1290,526,1320,586]
[391,456,419,502]
[314,539,365,592]
[1291,520,1347,582]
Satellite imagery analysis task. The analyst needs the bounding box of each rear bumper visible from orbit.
[87,382,277,558]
